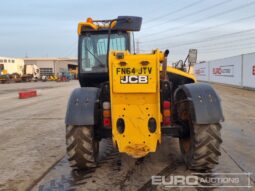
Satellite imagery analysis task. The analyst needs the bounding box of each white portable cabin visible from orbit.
[0,57,25,75]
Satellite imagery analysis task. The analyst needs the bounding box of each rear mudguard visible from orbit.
[65,87,98,126]
[174,83,224,124]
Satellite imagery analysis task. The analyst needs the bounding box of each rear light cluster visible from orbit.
[103,102,111,128]
[163,101,171,125]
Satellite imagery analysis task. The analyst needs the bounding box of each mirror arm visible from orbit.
[132,32,136,54]
[188,62,191,73]
[161,49,169,80]
[106,19,118,70]
[183,54,189,68]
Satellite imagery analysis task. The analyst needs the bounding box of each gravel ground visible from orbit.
[0,81,254,191]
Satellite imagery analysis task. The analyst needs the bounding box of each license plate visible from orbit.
[116,67,152,84]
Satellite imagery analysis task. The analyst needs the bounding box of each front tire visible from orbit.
[66,125,99,169]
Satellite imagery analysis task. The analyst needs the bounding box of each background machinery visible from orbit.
[0,62,40,83]
[65,16,224,171]
[21,64,40,82]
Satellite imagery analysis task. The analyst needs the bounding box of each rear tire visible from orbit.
[176,90,222,171]
[179,123,222,171]
[66,125,99,169]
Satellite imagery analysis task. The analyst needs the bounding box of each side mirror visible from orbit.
[188,49,197,65]
[115,16,142,31]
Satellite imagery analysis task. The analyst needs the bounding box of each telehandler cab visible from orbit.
[65,16,224,171]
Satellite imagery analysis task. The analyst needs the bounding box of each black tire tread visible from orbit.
[191,124,222,170]
[66,125,97,169]
[181,123,222,171]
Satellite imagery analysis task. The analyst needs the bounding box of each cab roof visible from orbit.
[77,16,142,35]
[77,18,117,35]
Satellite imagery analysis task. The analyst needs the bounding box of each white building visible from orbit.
[0,57,25,75]
[23,58,77,77]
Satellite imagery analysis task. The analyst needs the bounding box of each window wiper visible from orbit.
[85,46,105,67]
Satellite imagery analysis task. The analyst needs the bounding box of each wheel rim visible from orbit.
[178,102,192,154]
[180,138,191,153]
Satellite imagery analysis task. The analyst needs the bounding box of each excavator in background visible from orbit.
[65,16,224,171]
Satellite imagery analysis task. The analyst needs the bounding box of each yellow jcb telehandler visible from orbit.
[65,16,224,171]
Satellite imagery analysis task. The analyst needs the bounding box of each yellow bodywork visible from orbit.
[165,66,196,82]
[77,21,117,35]
[109,50,164,158]
[108,50,196,158]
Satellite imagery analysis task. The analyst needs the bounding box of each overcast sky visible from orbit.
[1,0,255,62]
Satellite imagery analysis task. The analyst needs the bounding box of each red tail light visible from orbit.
[163,101,171,109]
[103,118,111,127]
[103,102,111,128]
[163,101,171,125]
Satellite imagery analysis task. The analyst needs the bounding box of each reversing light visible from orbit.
[103,102,111,110]
[103,101,111,128]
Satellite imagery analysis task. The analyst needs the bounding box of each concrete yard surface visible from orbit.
[0,81,79,191]
[0,81,254,191]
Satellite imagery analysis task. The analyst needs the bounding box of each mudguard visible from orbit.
[174,83,224,124]
[65,87,98,126]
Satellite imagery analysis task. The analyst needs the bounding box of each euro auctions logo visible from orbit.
[212,65,234,77]
[151,173,252,188]
[253,65,255,76]
[195,68,206,76]
[213,67,222,75]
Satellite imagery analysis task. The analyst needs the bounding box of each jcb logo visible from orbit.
[120,75,148,84]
